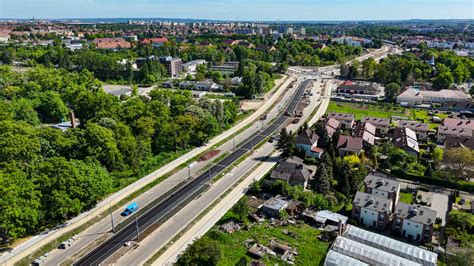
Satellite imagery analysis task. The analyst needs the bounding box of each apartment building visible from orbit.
[396,88,471,107]
[363,175,400,210]
[159,56,182,78]
[352,192,393,230]
[392,203,437,242]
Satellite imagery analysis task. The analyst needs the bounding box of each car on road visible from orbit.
[121,202,139,216]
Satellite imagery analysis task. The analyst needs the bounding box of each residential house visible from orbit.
[326,118,340,138]
[363,175,400,209]
[270,157,312,189]
[336,81,385,101]
[336,136,363,156]
[210,61,239,75]
[255,45,277,53]
[182,59,207,74]
[437,126,473,142]
[295,129,323,158]
[362,117,390,136]
[93,38,131,49]
[0,32,11,43]
[437,118,474,142]
[179,79,223,91]
[396,88,471,107]
[352,192,393,230]
[392,203,437,242]
[354,122,376,146]
[393,127,419,155]
[328,112,355,129]
[444,136,474,150]
[396,120,429,141]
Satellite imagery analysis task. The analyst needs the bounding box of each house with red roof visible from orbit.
[93,38,131,49]
[140,37,169,47]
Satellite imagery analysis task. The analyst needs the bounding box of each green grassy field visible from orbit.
[399,192,414,204]
[205,222,330,266]
[326,102,448,129]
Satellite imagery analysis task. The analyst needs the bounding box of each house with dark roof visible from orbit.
[326,118,340,138]
[352,192,393,230]
[393,127,419,155]
[392,203,437,242]
[295,129,323,158]
[354,122,376,146]
[396,120,429,141]
[336,136,363,156]
[444,136,474,150]
[362,117,390,136]
[270,157,312,189]
[328,112,355,129]
[437,118,474,142]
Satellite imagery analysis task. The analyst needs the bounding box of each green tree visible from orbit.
[277,128,295,157]
[36,91,69,123]
[177,236,221,266]
[84,123,123,170]
[0,121,41,166]
[0,170,40,243]
[385,82,401,102]
[443,147,474,179]
[432,72,454,90]
[314,164,331,194]
[31,157,112,222]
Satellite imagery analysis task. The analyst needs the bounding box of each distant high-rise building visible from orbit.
[299,27,306,36]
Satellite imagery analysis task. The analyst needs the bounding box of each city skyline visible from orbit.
[1,0,473,21]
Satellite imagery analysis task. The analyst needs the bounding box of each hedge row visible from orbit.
[391,169,474,193]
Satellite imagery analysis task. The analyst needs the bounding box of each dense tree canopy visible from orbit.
[0,65,240,243]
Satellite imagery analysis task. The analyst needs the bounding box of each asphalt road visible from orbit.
[74,79,311,266]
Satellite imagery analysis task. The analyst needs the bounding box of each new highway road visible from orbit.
[74,79,312,266]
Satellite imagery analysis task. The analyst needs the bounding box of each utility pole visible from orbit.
[232,137,235,150]
[135,212,140,241]
[187,163,191,178]
[109,205,115,233]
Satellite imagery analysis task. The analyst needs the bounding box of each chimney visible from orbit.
[70,111,77,129]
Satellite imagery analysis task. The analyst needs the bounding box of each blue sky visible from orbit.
[1,0,473,20]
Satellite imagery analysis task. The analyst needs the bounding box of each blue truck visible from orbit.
[121,202,139,216]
